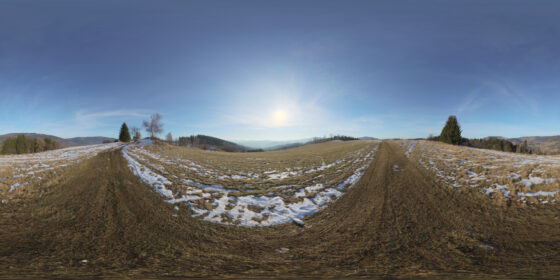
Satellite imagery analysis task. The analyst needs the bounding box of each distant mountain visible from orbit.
[508,135,560,154]
[233,139,312,149]
[266,142,307,151]
[0,133,116,147]
[235,136,376,151]
[234,136,376,150]
[178,135,252,152]
[459,135,560,154]
[66,137,116,146]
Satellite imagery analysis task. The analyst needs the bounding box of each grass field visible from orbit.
[122,139,378,226]
[402,140,560,205]
[0,143,121,204]
[1,140,559,279]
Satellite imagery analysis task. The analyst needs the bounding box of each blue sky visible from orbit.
[1,0,559,140]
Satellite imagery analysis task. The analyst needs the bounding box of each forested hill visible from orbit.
[0,133,116,148]
[509,136,560,155]
[178,135,252,152]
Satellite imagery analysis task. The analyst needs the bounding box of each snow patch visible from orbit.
[518,191,559,197]
[405,141,417,158]
[8,182,28,193]
[121,142,379,227]
[122,146,173,198]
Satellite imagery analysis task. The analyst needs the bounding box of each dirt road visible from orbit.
[1,142,558,279]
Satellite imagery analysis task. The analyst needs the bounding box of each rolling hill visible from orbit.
[65,136,116,146]
[236,136,378,150]
[178,134,251,152]
[0,133,116,147]
[233,138,312,150]
[1,141,558,278]
[509,135,560,154]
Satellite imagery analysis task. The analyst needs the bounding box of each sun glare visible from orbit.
[273,110,287,125]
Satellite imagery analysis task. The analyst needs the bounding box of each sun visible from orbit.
[272,110,287,125]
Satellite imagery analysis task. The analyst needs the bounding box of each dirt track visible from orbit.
[1,142,559,279]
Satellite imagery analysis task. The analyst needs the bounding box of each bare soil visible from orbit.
[1,142,558,279]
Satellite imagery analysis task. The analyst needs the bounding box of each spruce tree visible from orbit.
[119,122,131,142]
[439,115,462,145]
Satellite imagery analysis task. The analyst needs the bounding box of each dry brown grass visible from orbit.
[123,140,379,225]
[407,140,560,205]
[0,141,558,279]
[0,143,121,205]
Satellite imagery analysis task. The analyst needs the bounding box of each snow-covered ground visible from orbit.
[412,141,560,204]
[0,142,121,195]
[122,141,378,227]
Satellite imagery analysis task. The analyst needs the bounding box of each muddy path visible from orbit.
[1,142,558,279]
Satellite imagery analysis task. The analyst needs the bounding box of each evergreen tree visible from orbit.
[15,135,28,154]
[1,138,17,154]
[439,115,462,145]
[119,122,131,142]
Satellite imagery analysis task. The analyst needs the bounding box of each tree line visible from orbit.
[118,113,165,142]
[312,135,358,144]
[464,138,532,154]
[1,135,60,155]
[178,135,250,152]
[430,115,533,154]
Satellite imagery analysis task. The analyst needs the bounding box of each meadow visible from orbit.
[0,143,121,204]
[1,139,559,279]
[122,139,379,226]
[401,140,560,205]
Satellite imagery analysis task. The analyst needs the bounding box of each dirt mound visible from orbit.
[1,142,559,279]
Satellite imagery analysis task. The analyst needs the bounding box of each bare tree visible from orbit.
[166,132,173,144]
[131,126,141,141]
[143,113,163,138]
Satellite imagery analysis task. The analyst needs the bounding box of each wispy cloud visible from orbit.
[497,81,539,114]
[43,109,150,138]
[74,109,149,126]
[458,80,538,114]
[457,85,491,113]
[75,109,148,120]
[461,121,559,138]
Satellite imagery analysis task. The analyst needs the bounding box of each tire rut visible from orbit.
[1,143,559,279]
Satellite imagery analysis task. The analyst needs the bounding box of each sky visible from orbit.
[1,0,560,141]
